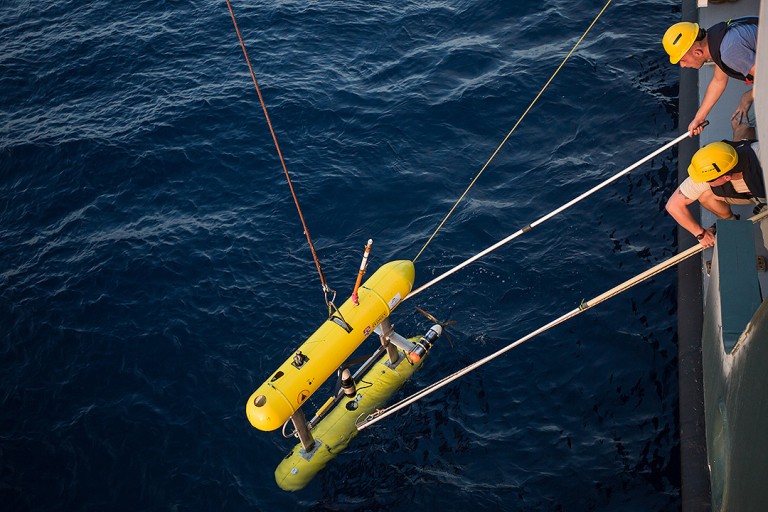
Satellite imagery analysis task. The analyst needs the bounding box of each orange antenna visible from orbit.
[351,240,373,305]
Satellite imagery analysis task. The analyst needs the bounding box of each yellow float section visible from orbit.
[246,260,415,432]
[275,342,426,491]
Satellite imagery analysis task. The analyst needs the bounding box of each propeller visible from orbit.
[415,306,452,325]
[414,306,457,349]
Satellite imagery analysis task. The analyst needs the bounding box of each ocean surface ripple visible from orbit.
[2,0,682,510]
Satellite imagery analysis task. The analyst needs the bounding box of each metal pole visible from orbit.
[378,318,401,365]
[406,130,695,301]
[290,409,315,452]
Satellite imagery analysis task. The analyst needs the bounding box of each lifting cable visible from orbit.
[357,208,768,431]
[225,1,338,312]
[405,128,701,301]
[412,0,615,263]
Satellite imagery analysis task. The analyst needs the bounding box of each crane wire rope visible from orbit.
[225,0,339,313]
[412,0,614,263]
[405,129,698,301]
[357,208,768,431]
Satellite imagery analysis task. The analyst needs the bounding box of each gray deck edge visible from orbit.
[677,0,712,510]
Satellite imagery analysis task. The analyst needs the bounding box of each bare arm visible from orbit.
[732,64,758,123]
[665,188,715,247]
[688,66,729,135]
[732,113,756,140]
[732,89,754,124]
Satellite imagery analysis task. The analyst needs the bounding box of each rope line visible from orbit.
[412,0,614,263]
[357,209,768,431]
[405,130,692,301]
[225,1,333,299]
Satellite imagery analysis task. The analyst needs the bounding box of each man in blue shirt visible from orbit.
[663,18,758,136]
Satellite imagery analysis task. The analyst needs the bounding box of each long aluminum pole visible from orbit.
[406,130,694,301]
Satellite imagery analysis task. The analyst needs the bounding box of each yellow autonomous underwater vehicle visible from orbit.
[246,259,442,491]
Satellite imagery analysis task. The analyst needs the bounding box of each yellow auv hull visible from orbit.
[246,260,415,431]
[274,343,425,491]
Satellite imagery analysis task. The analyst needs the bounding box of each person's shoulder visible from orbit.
[731,139,760,163]
[723,138,756,147]
[679,176,708,200]
[729,138,757,148]
[724,21,759,43]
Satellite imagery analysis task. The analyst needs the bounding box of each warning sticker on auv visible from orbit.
[388,293,402,310]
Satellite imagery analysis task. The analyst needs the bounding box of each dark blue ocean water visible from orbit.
[2,0,684,510]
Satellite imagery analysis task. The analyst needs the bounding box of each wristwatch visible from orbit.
[696,229,706,240]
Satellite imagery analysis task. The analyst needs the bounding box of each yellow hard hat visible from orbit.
[663,22,700,64]
[688,142,738,183]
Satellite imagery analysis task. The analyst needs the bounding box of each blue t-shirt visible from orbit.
[720,22,758,77]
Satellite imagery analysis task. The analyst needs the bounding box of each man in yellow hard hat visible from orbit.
[665,119,763,247]
[663,17,758,136]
